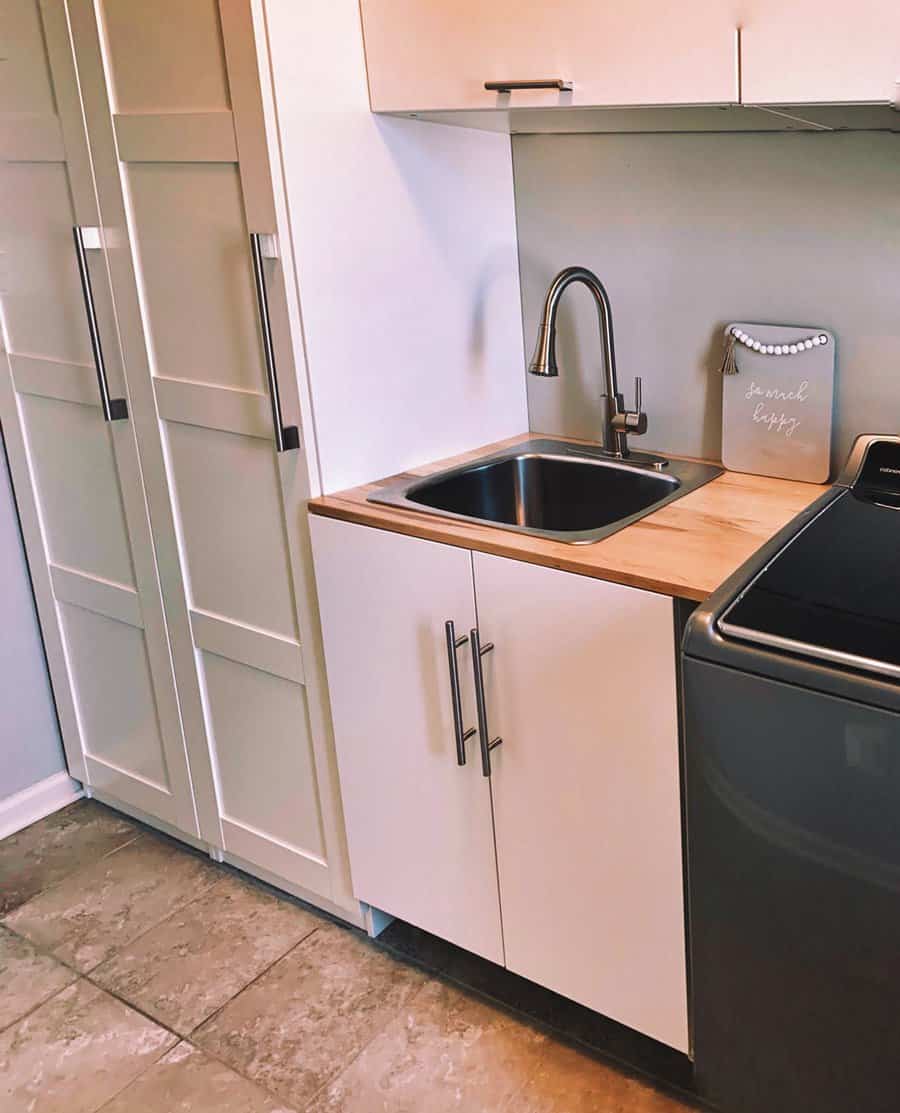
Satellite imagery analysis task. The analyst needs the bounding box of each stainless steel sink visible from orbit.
[370,439,722,544]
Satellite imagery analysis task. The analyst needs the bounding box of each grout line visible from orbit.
[3,828,225,982]
[0,964,78,1037]
[171,929,337,1110]
[91,1032,182,1113]
[76,928,326,1111]
[0,824,145,926]
[188,924,322,1039]
[166,1035,314,1112]
[3,935,324,1113]
[296,971,433,1112]
[189,923,431,1112]
[78,884,327,1040]
[84,873,231,983]
[82,973,189,1041]
[0,928,187,1044]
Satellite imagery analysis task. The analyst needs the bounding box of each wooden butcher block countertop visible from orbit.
[308,434,826,602]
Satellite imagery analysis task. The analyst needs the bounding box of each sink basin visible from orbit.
[370,439,722,544]
[411,453,677,530]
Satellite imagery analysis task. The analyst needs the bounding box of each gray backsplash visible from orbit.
[512,130,900,474]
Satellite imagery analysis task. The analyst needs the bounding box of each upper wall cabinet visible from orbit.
[740,0,900,105]
[359,0,739,112]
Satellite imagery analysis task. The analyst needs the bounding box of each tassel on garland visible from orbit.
[719,329,739,376]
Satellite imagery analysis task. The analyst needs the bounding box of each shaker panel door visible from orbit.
[66,0,348,900]
[0,0,198,833]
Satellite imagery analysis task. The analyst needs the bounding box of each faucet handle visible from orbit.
[611,375,648,439]
[620,375,647,435]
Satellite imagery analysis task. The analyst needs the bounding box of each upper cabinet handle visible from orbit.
[72,227,128,422]
[484,79,573,93]
[249,233,300,454]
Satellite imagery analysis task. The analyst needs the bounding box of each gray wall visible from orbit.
[513,131,900,472]
[0,434,64,800]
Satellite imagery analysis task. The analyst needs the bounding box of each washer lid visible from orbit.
[719,484,900,681]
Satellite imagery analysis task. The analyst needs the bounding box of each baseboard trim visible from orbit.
[0,771,83,840]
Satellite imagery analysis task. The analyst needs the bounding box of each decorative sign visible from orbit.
[721,322,835,484]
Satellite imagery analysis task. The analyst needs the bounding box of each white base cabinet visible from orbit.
[311,517,689,1053]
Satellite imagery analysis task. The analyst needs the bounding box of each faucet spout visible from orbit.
[527,266,645,457]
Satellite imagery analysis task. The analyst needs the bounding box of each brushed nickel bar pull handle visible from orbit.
[445,621,476,766]
[484,79,573,93]
[72,227,128,422]
[470,627,502,777]
[249,232,299,453]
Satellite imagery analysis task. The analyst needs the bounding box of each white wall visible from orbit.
[260,0,527,494]
[0,433,67,805]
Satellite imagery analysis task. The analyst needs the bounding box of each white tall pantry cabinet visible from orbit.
[0,0,526,918]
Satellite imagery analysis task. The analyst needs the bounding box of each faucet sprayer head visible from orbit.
[528,321,558,376]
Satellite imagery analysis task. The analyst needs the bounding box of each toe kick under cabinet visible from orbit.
[311,516,690,1053]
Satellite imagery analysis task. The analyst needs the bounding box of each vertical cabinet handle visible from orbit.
[470,628,502,777]
[72,227,128,422]
[444,621,476,766]
[249,233,299,453]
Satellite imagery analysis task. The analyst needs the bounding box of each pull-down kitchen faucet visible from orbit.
[528,266,647,458]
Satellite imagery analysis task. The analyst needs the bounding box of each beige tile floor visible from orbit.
[0,801,700,1113]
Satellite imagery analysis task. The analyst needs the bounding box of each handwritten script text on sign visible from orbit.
[745,379,809,439]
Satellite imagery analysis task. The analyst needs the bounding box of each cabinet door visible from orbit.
[741,1,900,104]
[63,0,350,904]
[0,0,199,834]
[359,0,738,111]
[311,518,504,964]
[474,554,688,1052]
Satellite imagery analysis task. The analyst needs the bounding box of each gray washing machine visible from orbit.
[683,434,900,1113]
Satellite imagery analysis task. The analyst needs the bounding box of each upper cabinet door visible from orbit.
[311,518,505,965]
[740,0,900,104]
[359,0,739,111]
[474,553,689,1052]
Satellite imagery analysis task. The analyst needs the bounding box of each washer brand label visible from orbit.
[858,440,900,494]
